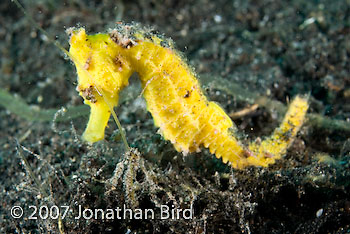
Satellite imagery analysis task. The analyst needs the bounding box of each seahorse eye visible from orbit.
[114,56,124,71]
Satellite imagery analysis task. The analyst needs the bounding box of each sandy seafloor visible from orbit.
[0,0,350,233]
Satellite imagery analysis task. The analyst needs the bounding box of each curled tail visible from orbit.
[187,96,308,169]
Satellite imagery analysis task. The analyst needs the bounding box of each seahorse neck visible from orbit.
[124,41,168,84]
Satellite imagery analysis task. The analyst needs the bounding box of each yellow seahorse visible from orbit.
[69,24,308,169]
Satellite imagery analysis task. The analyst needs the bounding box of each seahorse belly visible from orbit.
[124,41,248,162]
[126,43,202,153]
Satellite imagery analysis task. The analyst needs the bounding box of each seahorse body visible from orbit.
[69,25,308,169]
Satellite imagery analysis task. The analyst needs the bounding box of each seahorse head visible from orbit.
[69,28,132,103]
[68,28,133,142]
